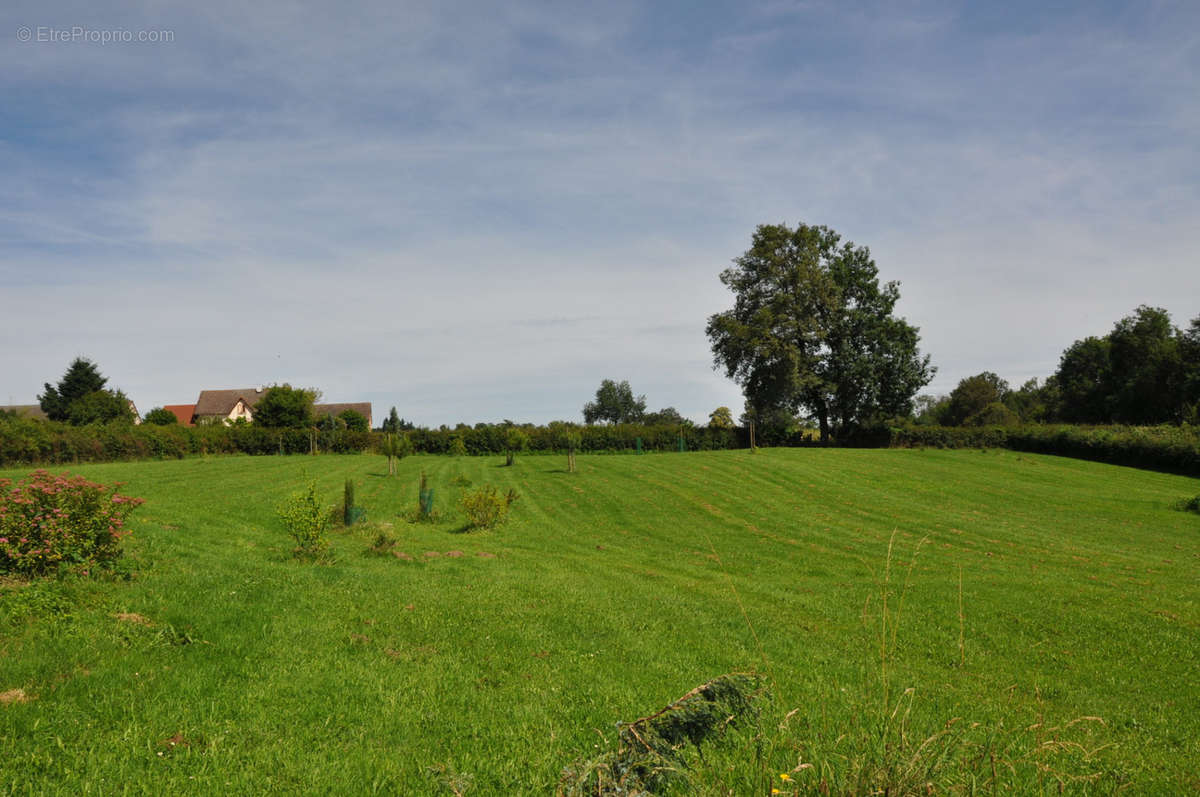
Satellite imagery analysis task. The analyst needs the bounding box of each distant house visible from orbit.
[314,402,374,429]
[0,404,48,421]
[192,388,267,424]
[0,402,139,423]
[163,404,197,426]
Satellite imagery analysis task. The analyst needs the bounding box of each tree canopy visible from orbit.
[944,372,1009,426]
[339,409,369,432]
[253,384,317,428]
[143,407,179,425]
[707,406,734,429]
[1052,305,1196,424]
[39,357,108,422]
[583,379,646,424]
[707,222,933,440]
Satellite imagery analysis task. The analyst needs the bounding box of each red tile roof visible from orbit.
[163,404,196,426]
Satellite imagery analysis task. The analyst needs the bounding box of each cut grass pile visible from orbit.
[1,449,1197,794]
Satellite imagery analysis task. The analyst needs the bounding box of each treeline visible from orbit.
[916,306,1200,427]
[865,423,1200,476]
[0,415,742,468]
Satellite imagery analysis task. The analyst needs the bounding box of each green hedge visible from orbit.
[399,423,742,455]
[881,423,1200,476]
[0,417,739,467]
[0,417,373,467]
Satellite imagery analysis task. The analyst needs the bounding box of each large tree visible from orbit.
[707,222,933,441]
[39,357,107,422]
[1053,306,1190,424]
[944,372,1009,426]
[253,384,317,428]
[582,379,646,424]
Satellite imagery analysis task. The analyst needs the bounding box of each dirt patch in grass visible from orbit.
[115,613,153,626]
[0,688,31,704]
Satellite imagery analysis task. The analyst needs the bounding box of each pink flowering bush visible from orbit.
[0,470,143,576]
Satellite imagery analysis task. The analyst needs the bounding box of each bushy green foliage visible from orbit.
[708,406,735,428]
[275,481,331,559]
[254,384,317,428]
[503,427,529,466]
[1053,306,1200,424]
[339,410,368,432]
[583,379,646,424]
[707,222,933,441]
[67,389,135,425]
[38,357,107,422]
[142,407,178,425]
[0,470,143,576]
[448,436,468,457]
[460,485,517,529]
[963,401,1020,427]
[1179,495,1200,514]
[879,423,1200,475]
[945,372,1008,426]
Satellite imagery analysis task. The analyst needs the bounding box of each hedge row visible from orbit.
[402,423,742,455]
[4,414,1195,476]
[880,423,1200,476]
[0,418,370,467]
[0,417,740,467]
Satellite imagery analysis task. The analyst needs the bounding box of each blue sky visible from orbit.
[2,1,1197,424]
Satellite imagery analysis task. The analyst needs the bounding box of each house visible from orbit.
[0,404,48,420]
[314,402,374,429]
[192,388,267,424]
[163,404,197,426]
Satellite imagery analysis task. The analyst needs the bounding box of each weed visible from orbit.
[1177,494,1200,514]
[367,532,397,556]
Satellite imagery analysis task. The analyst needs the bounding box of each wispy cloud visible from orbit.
[1,1,1196,421]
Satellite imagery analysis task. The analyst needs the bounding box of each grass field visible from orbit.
[1,449,1197,794]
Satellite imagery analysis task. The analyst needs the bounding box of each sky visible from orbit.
[2,1,1197,426]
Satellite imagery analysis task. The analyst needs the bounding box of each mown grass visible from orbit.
[1,449,1197,794]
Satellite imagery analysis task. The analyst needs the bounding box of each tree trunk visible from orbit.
[817,405,830,443]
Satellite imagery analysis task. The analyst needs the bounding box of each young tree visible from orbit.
[143,407,178,425]
[38,357,108,422]
[253,384,317,428]
[380,407,402,433]
[582,379,646,424]
[707,222,933,441]
[504,427,530,466]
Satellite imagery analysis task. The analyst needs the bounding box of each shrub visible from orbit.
[1180,495,1200,515]
[0,470,143,576]
[142,407,179,425]
[276,481,331,559]
[449,436,468,457]
[461,485,518,529]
